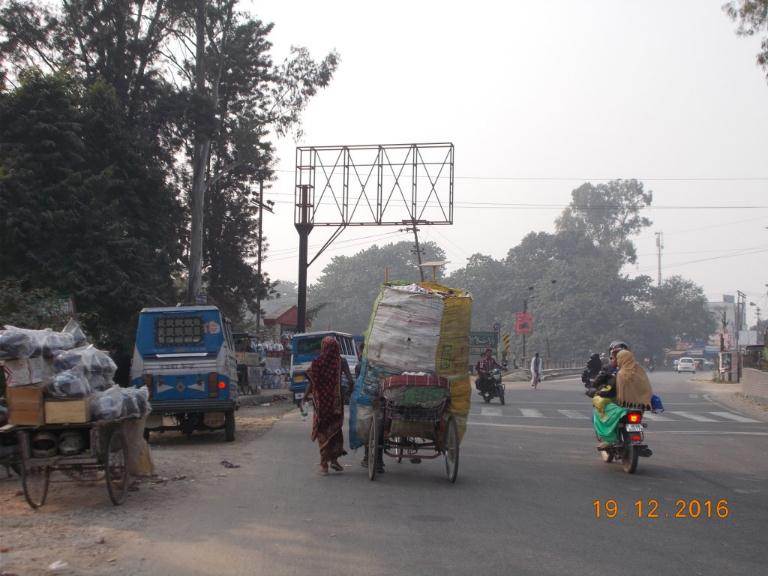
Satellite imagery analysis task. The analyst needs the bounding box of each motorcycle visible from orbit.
[477,367,505,405]
[596,409,653,474]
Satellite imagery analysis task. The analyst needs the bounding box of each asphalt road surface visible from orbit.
[118,371,768,576]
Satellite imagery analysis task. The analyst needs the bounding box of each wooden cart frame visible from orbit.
[14,419,130,509]
[367,400,459,483]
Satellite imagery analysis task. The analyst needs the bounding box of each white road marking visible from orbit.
[468,421,768,436]
[688,394,699,399]
[520,408,544,418]
[558,409,589,419]
[709,411,760,423]
[643,412,673,422]
[480,407,503,417]
[670,411,718,422]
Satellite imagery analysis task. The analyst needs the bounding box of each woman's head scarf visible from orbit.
[615,349,652,409]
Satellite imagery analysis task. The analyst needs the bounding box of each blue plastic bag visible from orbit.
[651,394,664,413]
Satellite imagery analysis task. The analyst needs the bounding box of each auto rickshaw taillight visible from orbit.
[208,372,218,397]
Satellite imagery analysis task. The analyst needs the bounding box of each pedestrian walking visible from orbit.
[306,336,348,475]
[530,352,543,389]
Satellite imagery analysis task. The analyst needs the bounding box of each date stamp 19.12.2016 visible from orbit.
[593,498,730,520]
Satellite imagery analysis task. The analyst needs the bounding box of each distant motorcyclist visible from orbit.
[475,348,501,392]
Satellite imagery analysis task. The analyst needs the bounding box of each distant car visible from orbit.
[676,357,696,374]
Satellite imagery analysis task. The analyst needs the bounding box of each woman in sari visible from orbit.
[592,349,652,446]
[306,336,348,475]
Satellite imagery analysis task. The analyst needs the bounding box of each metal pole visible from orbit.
[255,180,264,332]
[412,220,425,281]
[522,298,527,363]
[655,232,663,287]
[296,185,313,333]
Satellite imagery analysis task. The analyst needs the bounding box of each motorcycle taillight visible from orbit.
[628,412,642,424]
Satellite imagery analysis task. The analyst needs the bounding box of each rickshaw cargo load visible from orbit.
[45,398,91,424]
[2,357,52,387]
[349,282,472,449]
[7,383,46,425]
[0,320,86,360]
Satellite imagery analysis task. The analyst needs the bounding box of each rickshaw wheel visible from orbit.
[105,428,129,505]
[443,416,459,484]
[367,417,378,481]
[394,437,404,463]
[22,464,50,509]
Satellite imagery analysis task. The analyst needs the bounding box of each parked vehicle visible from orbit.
[130,306,238,442]
[597,410,652,474]
[290,332,359,405]
[676,357,696,374]
[477,367,505,404]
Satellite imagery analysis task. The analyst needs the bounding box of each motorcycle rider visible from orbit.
[475,348,501,394]
[581,353,603,386]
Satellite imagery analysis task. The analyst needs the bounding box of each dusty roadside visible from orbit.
[0,401,295,576]
[690,376,768,422]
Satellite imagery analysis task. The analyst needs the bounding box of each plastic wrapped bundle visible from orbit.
[53,345,116,392]
[90,386,124,421]
[0,325,76,358]
[0,330,35,360]
[49,367,92,398]
[122,387,151,418]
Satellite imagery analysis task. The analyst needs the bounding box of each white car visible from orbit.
[676,357,696,373]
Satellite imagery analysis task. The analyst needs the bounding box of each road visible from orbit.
[116,371,768,576]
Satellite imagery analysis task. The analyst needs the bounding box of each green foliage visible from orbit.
[0,0,338,337]
[0,279,72,329]
[725,0,768,82]
[0,73,182,347]
[556,179,652,264]
[309,241,446,334]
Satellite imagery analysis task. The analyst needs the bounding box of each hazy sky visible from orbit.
[250,0,768,324]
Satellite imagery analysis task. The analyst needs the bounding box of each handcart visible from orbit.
[367,375,460,483]
[12,419,131,509]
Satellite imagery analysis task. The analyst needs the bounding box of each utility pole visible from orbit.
[253,180,274,333]
[295,185,313,333]
[655,231,664,287]
[736,290,746,381]
[400,220,425,281]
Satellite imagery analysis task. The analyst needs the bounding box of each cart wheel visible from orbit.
[22,464,50,509]
[444,416,459,484]
[368,417,378,481]
[105,429,129,505]
[395,437,404,464]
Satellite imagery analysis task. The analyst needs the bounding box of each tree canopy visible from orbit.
[0,0,338,343]
[725,0,768,83]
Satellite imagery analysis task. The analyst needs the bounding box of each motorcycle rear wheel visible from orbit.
[483,394,491,404]
[623,445,639,474]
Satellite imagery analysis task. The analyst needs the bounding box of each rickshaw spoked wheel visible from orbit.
[443,416,459,484]
[22,463,50,509]
[367,416,378,481]
[105,428,129,505]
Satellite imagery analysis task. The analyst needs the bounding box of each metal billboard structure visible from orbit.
[294,142,454,331]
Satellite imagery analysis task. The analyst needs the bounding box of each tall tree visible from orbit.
[556,179,653,264]
[0,73,182,345]
[725,0,768,82]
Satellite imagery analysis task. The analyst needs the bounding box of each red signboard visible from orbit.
[515,312,533,335]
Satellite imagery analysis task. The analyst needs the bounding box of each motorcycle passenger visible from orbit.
[592,348,652,448]
[475,348,501,393]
